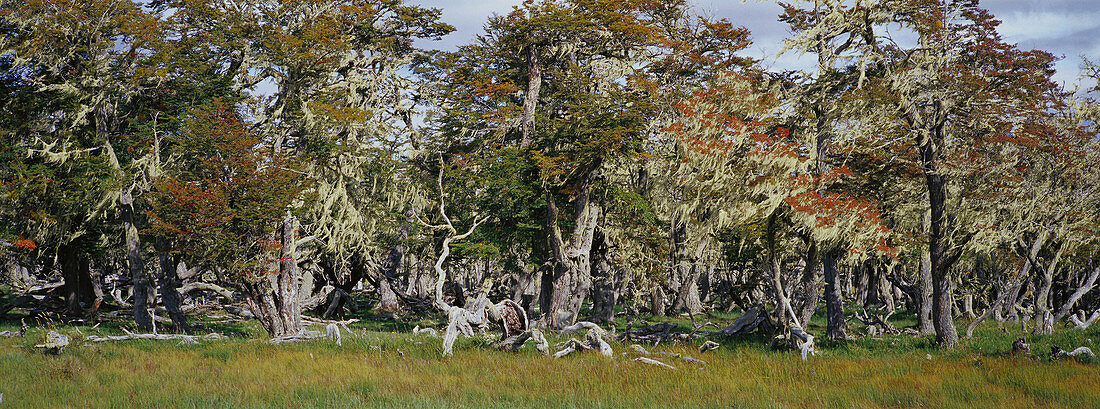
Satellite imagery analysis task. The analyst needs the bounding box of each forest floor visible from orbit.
[0,307,1097,409]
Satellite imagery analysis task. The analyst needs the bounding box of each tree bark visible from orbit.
[918,209,935,335]
[1030,240,1063,334]
[796,241,821,327]
[822,247,847,339]
[59,244,93,316]
[376,206,417,314]
[651,284,666,317]
[671,227,708,316]
[766,212,798,329]
[520,46,542,149]
[541,169,601,329]
[156,237,189,333]
[588,229,619,323]
[923,148,959,347]
[121,189,153,331]
[244,214,304,337]
[1054,265,1100,322]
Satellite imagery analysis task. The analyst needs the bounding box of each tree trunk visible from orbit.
[376,206,417,314]
[541,171,601,329]
[1032,240,1063,334]
[766,212,798,329]
[651,284,666,316]
[156,237,190,333]
[1054,265,1100,322]
[913,119,965,348]
[59,244,93,316]
[925,169,958,347]
[796,241,821,327]
[822,247,847,339]
[121,189,153,331]
[245,214,303,337]
[588,230,619,323]
[671,230,708,316]
[918,236,935,334]
[520,46,542,149]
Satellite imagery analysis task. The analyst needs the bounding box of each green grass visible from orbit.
[0,312,1096,409]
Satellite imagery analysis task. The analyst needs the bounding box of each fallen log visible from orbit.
[302,316,357,336]
[562,321,608,337]
[268,330,324,344]
[617,323,676,343]
[713,308,769,337]
[179,282,235,301]
[35,331,68,354]
[1069,308,1100,330]
[1051,345,1096,360]
[84,329,226,344]
[634,357,675,369]
[699,340,720,353]
[554,324,612,358]
[412,325,439,337]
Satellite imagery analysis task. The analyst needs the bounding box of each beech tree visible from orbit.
[147,102,308,336]
[0,0,172,324]
[781,0,1061,347]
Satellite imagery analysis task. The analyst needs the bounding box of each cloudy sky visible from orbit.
[413,0,1100,88]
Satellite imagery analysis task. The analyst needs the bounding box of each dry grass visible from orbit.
[0,319,1097,409]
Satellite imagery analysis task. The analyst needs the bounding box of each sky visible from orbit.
[412,0,1100,89]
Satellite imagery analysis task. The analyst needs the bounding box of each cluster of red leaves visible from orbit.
[13,238,36,251]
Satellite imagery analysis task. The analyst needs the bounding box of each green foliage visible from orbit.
[146,101,307,281]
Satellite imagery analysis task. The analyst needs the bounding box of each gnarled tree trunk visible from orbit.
[822,247,847,340]
[244,214,304,338]
[541,171,601,329]
[156,237,190,333]
[121,189,153,331]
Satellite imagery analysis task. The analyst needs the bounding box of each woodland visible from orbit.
[1,0,1100,407]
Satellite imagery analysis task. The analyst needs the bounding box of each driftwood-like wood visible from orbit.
[35,331,69,353]
[554,322,612,358]
[302,316,357,336]
[325,324,342,346]
[714,308,769,337]
[634,357,675,369]
[412,325,439,337]
[84,329,227,344]
[562,321,607,338]
[617,323,675,343]
[699,340,720,353]
[1069,308,1100,330]
[268,330,324,344]
[789,327,816,361]
[1051,345,1096,359]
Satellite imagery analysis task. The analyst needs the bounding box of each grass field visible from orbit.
[0,311,1097,409]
